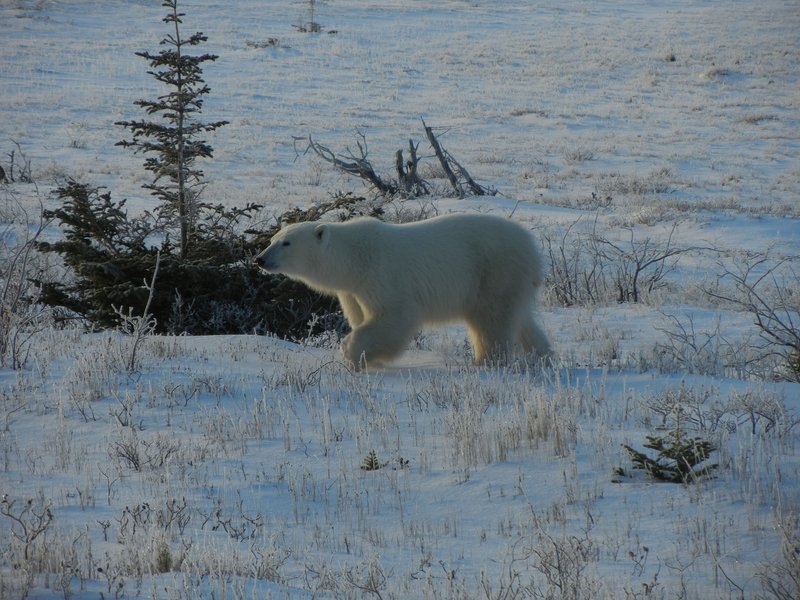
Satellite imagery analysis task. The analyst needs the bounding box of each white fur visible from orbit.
[255,214,551,368]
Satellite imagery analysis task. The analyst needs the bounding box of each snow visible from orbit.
[1,1,799,598]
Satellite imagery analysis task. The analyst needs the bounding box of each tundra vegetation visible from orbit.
[0,1,798,599]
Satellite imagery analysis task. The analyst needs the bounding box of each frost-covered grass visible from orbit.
[1,1,799,598]
[1,332,798,599]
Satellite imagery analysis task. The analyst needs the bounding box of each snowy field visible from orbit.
[1,1,799,598]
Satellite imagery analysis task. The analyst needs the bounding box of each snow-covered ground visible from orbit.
[1,1,798,598]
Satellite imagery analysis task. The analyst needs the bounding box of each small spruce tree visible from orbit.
[361,450,382,471]
[116,0,228,260]
[622,407,718,484]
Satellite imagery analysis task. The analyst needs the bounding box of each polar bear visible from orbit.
[255,214,551,368]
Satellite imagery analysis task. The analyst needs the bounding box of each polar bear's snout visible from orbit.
[254,248,279,272]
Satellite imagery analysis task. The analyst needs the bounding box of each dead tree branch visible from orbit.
[395,139,429,196]
[298,122,493,199]
[422,120,462,197]
[299,134,397,195]
[422,119,495,197]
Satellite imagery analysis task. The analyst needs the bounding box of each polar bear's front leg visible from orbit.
[340,311,419,369]
[338,293,366,328]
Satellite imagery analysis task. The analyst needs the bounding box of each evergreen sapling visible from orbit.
[116,0,228,259]
[622,406,718,483]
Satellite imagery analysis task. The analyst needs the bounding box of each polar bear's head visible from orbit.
[254,221,330,281]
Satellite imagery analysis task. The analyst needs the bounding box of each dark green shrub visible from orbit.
[35,182,363,339]
[360,450,382,471]
[622,428,718,484]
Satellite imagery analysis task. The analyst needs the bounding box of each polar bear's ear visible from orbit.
[314,224,328,242]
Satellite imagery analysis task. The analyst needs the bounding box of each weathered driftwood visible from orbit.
[300,121,494,198]
[422,119,462,197]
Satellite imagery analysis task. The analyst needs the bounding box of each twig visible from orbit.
[116,251,161,372]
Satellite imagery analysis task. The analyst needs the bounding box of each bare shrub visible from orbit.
[705,250,800,381]
[540,218,609,307]
[529,527,601,600]
[728,389,800,437]
[640,383,734,437]
[1,493,54,562]
[0,189,54,369]
[756,513,800,600]
[540,218,690,307]
[198,493,264,542]
[479,544,536,600]
[114,251,159,373]
[591,222,687,304]
[653,312,757,378]
[111,430,183,472]
[344,557,390,599]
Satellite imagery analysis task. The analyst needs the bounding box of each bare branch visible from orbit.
[301,134,397,195]
[113,251,161,372]
[422,119,462,197]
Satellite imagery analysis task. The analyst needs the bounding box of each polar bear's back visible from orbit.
[373,213,541,279]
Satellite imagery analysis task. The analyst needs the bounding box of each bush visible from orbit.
[623,433,717,483]
[540,217,689,307]
[0,188,53,369]
[35,181,360,339]
[705,250,800,381]
[622,401,718,484]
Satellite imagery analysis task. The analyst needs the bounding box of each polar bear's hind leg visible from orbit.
[519,314,552,358]
[466,312,519,364]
